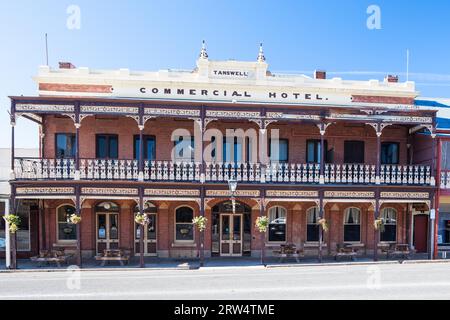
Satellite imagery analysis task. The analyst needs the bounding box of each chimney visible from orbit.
[59,62,76,69]
[385,75,399,83]
[314,70,326,80]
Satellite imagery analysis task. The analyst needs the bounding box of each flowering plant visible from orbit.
[192,216,208,232]
[374,218,385,232]
[255,216,269,233]
[317,218,329,232]
[135,213,149,225]
[69,214,82,225]
[3,215,21,234]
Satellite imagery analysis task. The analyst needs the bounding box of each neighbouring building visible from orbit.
[415,98,450,258]
[3,44,440,262]
[0,148,38,264]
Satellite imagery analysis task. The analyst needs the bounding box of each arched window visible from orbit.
[380,208,397,242]
[57,205,77,241]
[175,207,194,241]
[268,206,287,242]
[306,207,320,242]
[344,208,361,242]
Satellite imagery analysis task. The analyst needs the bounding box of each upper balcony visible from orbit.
[13,157,433,186]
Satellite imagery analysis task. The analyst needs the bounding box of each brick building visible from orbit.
[2,44,439,263]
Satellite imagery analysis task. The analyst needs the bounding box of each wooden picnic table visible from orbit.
[335,244,358,261]
[380,243,414,259]
[95,249,130,266]
[273,244,304,263]
[30,250,73,267]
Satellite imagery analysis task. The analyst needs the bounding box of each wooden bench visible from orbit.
[335,244,358,261]
[30,249,73,267]
[273,244,304,263]
[95,249,130,266]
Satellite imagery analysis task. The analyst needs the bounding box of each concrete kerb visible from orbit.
[2,259,449,273]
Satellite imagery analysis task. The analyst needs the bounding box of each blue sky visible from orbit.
[1,0,450,148]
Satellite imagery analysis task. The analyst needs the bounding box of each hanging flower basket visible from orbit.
[317,218,329,232]
[69,214,82,225]
[3,215,21,234]
[135,213,149,226]
[255,216,269,233]
[374,218,385,232]
[192,216,208,232]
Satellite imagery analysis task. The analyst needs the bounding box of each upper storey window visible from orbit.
[56,133,76,158]
[381,142,399,165]
[96,134,118,159]
[174,136,195,161]
[344,141,365,164]
[133,135,156,161]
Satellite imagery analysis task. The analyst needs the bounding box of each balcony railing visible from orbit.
[13,158,433,186]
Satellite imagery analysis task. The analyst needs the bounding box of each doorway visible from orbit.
[211,201,252,257]
[414,214,429,253]
[95,202,120,254]
[220,214,243,256]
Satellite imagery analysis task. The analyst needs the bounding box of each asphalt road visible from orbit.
[0,262,450,300]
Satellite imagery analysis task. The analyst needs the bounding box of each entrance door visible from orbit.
[220,214,242,256]
[135,213,157,256]
[414,214,429,253]
[96,212,119,254]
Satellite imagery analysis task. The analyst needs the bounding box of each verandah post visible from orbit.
[139,187,145,268]
[75,187,82,267]
[318,191,324,263]
[373,191,380,262]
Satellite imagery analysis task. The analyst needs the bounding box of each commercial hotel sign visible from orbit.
[119,86,335,104]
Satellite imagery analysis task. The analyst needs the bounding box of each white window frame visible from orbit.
[174,206,195,243]
[306,206,320,244]
[56,204,77,243]
[343,207,361,243]
[267,206,287,243]
[380,207,397,243]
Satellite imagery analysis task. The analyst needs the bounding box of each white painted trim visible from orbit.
[174,205,195,244]
[55,203,77,243]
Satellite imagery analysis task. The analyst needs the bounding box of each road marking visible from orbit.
[1,281,450,299]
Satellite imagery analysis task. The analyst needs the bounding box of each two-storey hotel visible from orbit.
[2,44,439,263]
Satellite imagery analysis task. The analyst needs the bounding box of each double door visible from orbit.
[134,213,157,256]
[96,212,119,254]
[220,214,243,256]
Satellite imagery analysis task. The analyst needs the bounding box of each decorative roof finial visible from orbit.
[199,40,208,59]
[257,42,265,62]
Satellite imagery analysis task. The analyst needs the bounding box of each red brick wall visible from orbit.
[352,95,414,105]
[43,115,409,165]
[37,199,409,258]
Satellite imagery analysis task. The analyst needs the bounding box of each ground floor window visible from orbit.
[175,207,194,241]
[14,201,31,251]
[57,205,77,241]
[268,206,287,242]
[438,211,450,245]
[344,207,361,242]
[380,208,397,242]
[306,207,320,242]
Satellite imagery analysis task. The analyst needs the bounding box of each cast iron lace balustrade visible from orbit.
[13,158,432,185]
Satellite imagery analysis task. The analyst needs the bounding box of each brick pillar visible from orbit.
[329,205,340,255]
[291,204,302,246]
[158,202,169,257]
[204,207,212,257]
